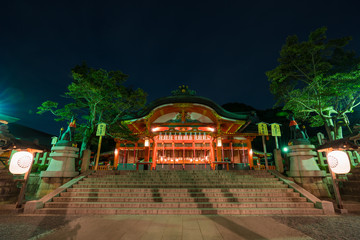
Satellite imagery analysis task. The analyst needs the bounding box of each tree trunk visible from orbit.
[324,119,335,141]
[79,129,92,158]
[336,125,343,139]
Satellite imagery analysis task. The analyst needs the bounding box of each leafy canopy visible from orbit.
[37,63,147,147]
[266,27,360,140]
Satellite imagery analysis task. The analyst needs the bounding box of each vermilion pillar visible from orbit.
[113,141,120,168]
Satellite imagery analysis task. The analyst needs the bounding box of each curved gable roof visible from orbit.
[125,95,257,122]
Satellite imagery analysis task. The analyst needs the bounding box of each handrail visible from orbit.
[269,170,335,215]
[23,170,94,214]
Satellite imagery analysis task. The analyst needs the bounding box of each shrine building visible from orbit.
[112,86,259,170]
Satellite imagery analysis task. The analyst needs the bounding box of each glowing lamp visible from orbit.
[217,137,222,147]
[327,150,351,174]
[144,137,150,147]
[9,151,34,175]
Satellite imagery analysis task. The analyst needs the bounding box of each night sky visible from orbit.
[1,0,359,136]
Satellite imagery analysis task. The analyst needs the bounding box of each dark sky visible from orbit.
[1,0,359,136]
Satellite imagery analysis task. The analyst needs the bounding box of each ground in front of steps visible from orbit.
[1,214,360,240]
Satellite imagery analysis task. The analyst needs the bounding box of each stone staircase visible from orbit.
[35,170,324,215]
[0,167,20,202]
[341,167,360,201]
[340,167,360,212]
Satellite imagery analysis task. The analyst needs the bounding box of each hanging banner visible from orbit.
[271,123,281,137]
[257,122,268,136]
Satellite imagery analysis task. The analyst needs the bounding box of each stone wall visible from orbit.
[25,174,41,200]
[0,167,19,202]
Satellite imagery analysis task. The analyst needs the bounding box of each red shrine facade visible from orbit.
[113,88,258,170]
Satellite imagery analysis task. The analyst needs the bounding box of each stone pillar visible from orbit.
[41,146,79,178]
[287,144,330,198]
[273,149,284,173]
[80,149,91,173]
[37,146,79,198]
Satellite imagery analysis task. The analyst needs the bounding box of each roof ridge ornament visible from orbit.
[171,85,196,96]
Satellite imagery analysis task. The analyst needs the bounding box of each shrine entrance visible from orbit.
[113,87,257,170]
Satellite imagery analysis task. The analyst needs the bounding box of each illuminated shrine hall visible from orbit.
[113,87,259,170]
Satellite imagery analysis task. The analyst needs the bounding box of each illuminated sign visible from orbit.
[9,151,34,175]
[257,122,268,136]
[96,123,107,136]
[271,124,281,137]
[327,151,351,174]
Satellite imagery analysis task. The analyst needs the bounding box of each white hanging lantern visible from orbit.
[327,150,351,174]
[217,137,222,147]
[9,151,34,175]
[144,137,150,147]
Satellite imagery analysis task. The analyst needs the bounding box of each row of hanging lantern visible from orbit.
[158,132,210,141]
[157,156,210,163]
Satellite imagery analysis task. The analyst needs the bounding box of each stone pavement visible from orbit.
[4,213,360,239]
[32,215,312,240]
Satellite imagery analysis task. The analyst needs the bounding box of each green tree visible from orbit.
[266,27,360,140]
[37,63,147,156]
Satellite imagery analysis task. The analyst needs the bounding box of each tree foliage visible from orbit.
[266,27,360,140]
[37,63,147,154]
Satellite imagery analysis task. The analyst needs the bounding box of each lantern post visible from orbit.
[316,139,358,214]
[325,149,351,213]
[8,151,36,208]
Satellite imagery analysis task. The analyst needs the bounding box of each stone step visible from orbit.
[90,171,273,176]
[0,181,20,187]
[347,175,360,181]
[341,195,360,201]
[73,183,286,188]
[88,175,275,180]
[53,196,306,203]
[82,177,278,181]
[30,169,325,216]
[76,180,284,185]
[60,191,301,198]
[44,201,315,209]
[340,182,360,195]
[35,207,324,215]
[90,171,274,175]
[79,180,281,185]
[0,175,14,180]
[67,187,293,193]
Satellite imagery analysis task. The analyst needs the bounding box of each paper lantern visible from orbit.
[144,137,150,147]
[327,150,351,174]
[217,137,222,147]
[9,151,34,175]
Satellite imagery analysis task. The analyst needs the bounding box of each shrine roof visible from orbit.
[124,95,257,122]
